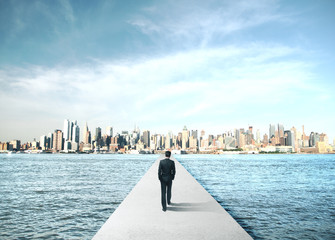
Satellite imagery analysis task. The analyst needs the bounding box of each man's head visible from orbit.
[165,150,171,158]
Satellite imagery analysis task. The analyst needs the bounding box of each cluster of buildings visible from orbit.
[1,119,334,154]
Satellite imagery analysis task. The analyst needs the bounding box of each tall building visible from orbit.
[256,129,261,144]
[40,135,46,150]
[53,130,63,152]
[63,119,70,141]
[182,126,189,149]
[106,126,113,137]
[72,122,80,144]
[143,130,150,148]
[96,127,102,142]
[83,122,91,144]
[309,132,315,147]
[269,124,276,139]
[284,130,295,150]
[235,129,240,148]
[263,134,269,146]
[47,132,53,149]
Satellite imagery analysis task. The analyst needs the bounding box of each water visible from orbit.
[178,154,335,240]
[0,154,157,239]
[1,154,334,239]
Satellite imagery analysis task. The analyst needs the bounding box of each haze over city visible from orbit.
[1,0,335,142]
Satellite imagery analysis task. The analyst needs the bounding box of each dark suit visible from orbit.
[158,158,176,210]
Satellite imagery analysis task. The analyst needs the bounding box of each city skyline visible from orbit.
[1,118,333,154]
[0,118,333,146]
[1,1,335,142]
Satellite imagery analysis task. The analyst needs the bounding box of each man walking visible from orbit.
[158,151,176,212]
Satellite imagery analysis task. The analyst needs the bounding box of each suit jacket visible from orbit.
[158,158,176,183]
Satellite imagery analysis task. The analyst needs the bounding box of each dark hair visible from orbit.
[165,151,171,158]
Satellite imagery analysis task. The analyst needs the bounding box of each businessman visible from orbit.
[158,150,176,212]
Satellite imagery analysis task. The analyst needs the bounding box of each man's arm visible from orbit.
[158,161,162,180]
[171,161,176,180]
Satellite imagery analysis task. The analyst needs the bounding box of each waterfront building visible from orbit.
[31,141,39,150]
[64,140,72,151]
[284,130,295,150]
[234,129,240,147]
[9,140,21,151]
[143,130,150,148]
[63,119,70,141]
[95,127,102,147]
[83,122,91,144]
[52,129,63,152]
[269,124,276,139]
[182,126,189,150]
[256,129,261,144]
[309,132,316,147]
[189,135,198,151]
[225,136,236,149]
[316,141,332,153]
[72,122,80,144]
[319,133,328,144]
[262,134,269,146]
[239,132,246,148]
[47,132,53,149]
[106,126,113,137]
[40,136,46,150]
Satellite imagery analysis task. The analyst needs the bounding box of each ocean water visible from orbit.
[1,154,334,239]
[178,154,335,240]
[0,154,157,239]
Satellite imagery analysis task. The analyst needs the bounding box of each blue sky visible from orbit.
[0,0,334,142]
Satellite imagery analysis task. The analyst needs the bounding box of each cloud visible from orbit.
[2,41,330,141]
[128,0,289,47]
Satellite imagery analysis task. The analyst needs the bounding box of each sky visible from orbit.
[0,0,335,142]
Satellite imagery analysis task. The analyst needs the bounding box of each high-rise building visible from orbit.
[263,134,269,146]
[63,119,70,141]
[284,130,295,149]
[309,132,315,147]
[143,130,150,148]
[53,130,63,152]
[40,135,46,150]
[106,126,113,137]
[72,122,80,144]
[256,129,261,144]
[235,129,240,147]
[182,126,189,149]
[278,124,284,137]
[83,122,91,144]
[47,132,53,149]
[269,124,276,139]
[96,127,102,141]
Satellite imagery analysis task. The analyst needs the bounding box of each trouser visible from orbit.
[160,180,172,210]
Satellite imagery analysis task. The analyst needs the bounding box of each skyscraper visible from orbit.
[269,124,276,139]
[182,126,189,149]
[106,126,113,137]
[95,127,102,147]
[63,119,70,141]
[143,130,150,148]
[53,130,63,152]
[72,122,80,143]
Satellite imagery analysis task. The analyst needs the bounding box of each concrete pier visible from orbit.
[93,156,252,240]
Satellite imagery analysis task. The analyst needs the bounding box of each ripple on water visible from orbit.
[0,154,157,240]
[178,154,335,240]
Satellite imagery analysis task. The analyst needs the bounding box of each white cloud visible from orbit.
[2,42,331,142]
[128,0,289,47]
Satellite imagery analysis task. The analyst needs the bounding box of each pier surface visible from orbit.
[93,156,252,240]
